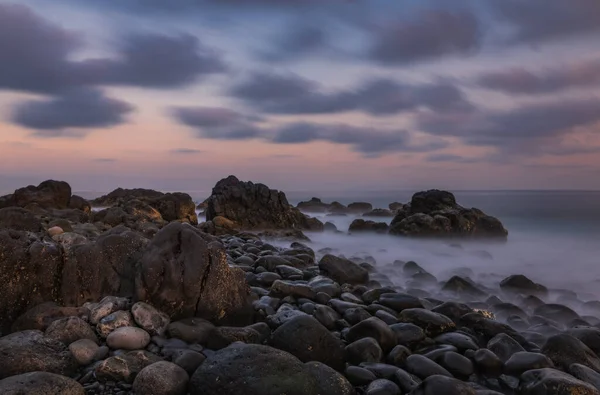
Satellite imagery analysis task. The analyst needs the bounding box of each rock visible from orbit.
[89,296,130,325]
[324,222,338,232]
[389,190,507,238]
[346,337,383,365]
[568,327,600,358]
[364,209,395,217]
[348,219,389,233]
[297,197,331,212]
[205,176,323,231]
[346,366,377,386]
[319,254,369,285]
[135,222,252,324]
[390,323,426,346]
[432,302,473,323]
[519,368,600,395]
[398,308,455,337]
[366,379,400,395]
[44,316,97,345]
[0,330,77,379]
[167,318,215,344]
[472,348,504,377]
[132,361,189,395]
[542,334,600,372]
[438,351,474,379]
[0,208,43,232]
[0,372,84,395]
[570,363,600,389]
[499,275,548,297]
[270,280,316,300]
[405,355,453,379]
[69,338,99,365]
[68,195,91,212]
[434,332,479,352]
[206,326,263,349]
[504,352,553,376]
[151,192,198,224]
[378,293,423,312]
[10,302,88,333]
[47,226,64,237]
[95,350,162,382]
[533,304,580,325]
[131,302,170,336]
[487,333,525,362]
[304,361,356,395]
[442,276,486,298]
[460,312,529,349]
[389,202,404,211]
[13,180,72,209]
[270,315,346,371]
[387,345,411,366]
[173,350,206,375]
[106,327,151,350]
[96,310,133,338]
[411,375,476,395]
[346,317,396,352]
[189,343,352,395]
[348,202,373,214]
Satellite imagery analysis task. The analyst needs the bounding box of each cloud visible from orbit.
[0,4,226,95]
[489,0,600,44]
[367,10,481,65]
[94,158,117,162]
[171,106,447,156]
[171,148,204,154]
[260,25,328,62]
[417,97,600,155]
[229,72,472,115]
[11,88,134,132]
[425,154,482,163]
[477,59,600,94]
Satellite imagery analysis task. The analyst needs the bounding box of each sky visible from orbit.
[1,0,600,195]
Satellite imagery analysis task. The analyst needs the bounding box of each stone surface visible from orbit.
[69,339,99,365]
[319,254,369,285]
[106,326,151,350]
[519,368,600,395]
[131,302,170,336]
[0,372,84,395]
[132,361,189,395]
[45,316,97,345]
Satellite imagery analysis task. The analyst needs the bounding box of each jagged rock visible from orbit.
[500,275,548,297]
[12,180,72,209]
[389,190,507,238]
[363,209,395,217]
[297,197,331,212]
[135,222,252,324]
[205,175,323,231]
[348,219,389,233]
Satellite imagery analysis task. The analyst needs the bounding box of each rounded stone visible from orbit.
[45,316,98,345]
[131,302,170,336]
[0,372,84,395]
[133,361,189,395]
[69,338,99,365]
[96,310,133,338]
[47,226,64,237]
[106,327,151,350]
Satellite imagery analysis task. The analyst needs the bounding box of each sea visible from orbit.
[87,189,600,301]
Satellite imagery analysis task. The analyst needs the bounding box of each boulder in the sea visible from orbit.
[318,254,369,285]
[348,219,389,234]
[206,176,323,231]
[12,180,72,209]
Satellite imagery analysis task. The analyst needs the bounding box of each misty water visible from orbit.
[195,190,600,303]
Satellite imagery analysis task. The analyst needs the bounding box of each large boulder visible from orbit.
[60,227,148,306]
[189,343,355,395]
[205,175,323,231]
[0,372,85,395]
[0,330,77,379]
[318,254,369,285]
[389,190,507,238]
[0,231,63,334]
[348,219,389,234]
[12,180,72,209]
[92,188,164,206]
[0,208,43,232]
[297,197,331,213]
[135,222,252,324]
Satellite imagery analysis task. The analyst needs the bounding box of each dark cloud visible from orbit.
[171,148,204,154]
[0,3,225,95]
[260,25,328,62]
[229,73,472,115]
[477,59,600,94]
[425,154,482,163]
[171,106,446,155]
[12,88,134,131]
[367,10,480,65]
[417,97,600,155]
[489,0,600,44]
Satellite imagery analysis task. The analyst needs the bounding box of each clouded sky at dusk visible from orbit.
[1,0,600,195]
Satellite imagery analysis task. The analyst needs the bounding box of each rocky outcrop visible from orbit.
[135,222,253,325]
[12,180,72,209]
[348,219,389,233]
[389,190,507,238]
[206,176,323,231]
[297,197,331,212]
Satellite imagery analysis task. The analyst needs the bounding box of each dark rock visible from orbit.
[438,351,474,379]
[0,207,43,232]
[366,379,400,395]
[390,323,426,346]
[432,302,473,323]
[434,332,479,351]
[411,375,476,395]
[344,307,372,325]
[167,318,215,344]
[189,343,353,395]
[304,361,356,395]
[131,302,170,336]
[132,361,189,395]
[346,366,377,386]
[0,330,77,379]
[387,345,411,367]
[319,254,369,285]
[346,317,397,352]
[45,316,97,345]
[10,302,88,333]
[346,337,383,364]
[348,202,373,213]
[0,372,84,395]
[376,310,399,325]
[442,276,487,299]
[364,209,395,217]
[504,352,553,376]
[519,368,600,395]
[173,350,206,375]
[460,312,530,349]
[95,350,162,382]
[567,327,600,356]
[69,339,99,365]
[405,355,453,379]
[270,315,346,371]
[541,334,600,372]
[533,304,580,325]
[135,223,252,324]
[393,368,421,393]
[472,348,504,377]
[324,222,338,232]
[500,275,548,297]
[398,308,455,337]
[205,176,323,231]
[96,310,133,338]
[13,180,71,209]
[206,326,262,350]
[570,363,600,389]
[270,280,316,300]
[314,305,341,330]
[349,219,389,233]
[487,333,525,362]
[379,293,423,312]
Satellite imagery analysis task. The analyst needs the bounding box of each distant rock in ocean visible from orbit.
[389,189,507,238]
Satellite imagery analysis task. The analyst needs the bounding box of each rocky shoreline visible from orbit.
[0,176,598,395]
